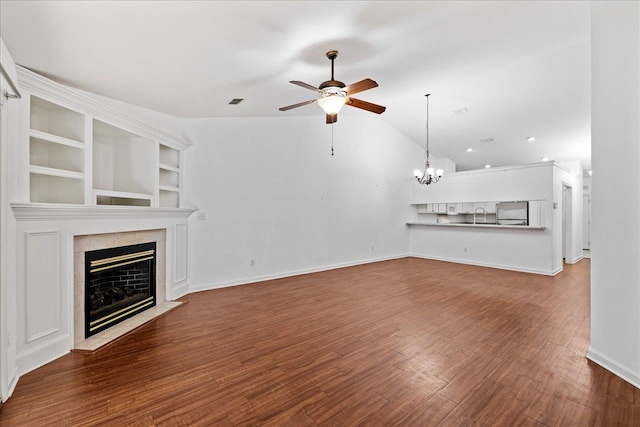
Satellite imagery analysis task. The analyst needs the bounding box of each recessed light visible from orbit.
[527,136,536,142]
[466,148,473,152]
[485,164,491,169]
[541,157,549,161]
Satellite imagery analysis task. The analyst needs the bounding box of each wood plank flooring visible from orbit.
[1,257,639,426]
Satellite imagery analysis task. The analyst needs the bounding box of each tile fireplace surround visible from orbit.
[73,229,181,351]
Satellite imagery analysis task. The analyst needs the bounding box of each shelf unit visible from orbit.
[28,96,86,204]
[20,70,191,208]
[158,145,181,208]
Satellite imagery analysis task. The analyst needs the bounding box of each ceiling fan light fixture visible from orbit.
[317,93,347,115]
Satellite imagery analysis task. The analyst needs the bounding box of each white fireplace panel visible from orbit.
[174,223,187,283]
[25,231,61,342]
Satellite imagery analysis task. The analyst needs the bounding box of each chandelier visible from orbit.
[413,94,443,185]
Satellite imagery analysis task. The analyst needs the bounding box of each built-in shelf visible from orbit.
[93,189,154,207]
[159,185,179,193]
[159,163,180,172]
[22,68,189,208]
[158,144,180,208]
[29,129,84,149]
[30,95,85,143]
[30,165,84,180]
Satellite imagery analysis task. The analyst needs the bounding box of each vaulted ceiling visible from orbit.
[0,1,591,171]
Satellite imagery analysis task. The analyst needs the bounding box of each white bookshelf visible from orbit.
[23,81,189,208]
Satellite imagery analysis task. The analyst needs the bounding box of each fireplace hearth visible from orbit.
[85,242,156,338]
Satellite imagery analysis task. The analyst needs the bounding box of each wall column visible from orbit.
[589,1,640,388]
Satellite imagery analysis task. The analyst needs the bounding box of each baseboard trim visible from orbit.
[408,253,557,276]
[2,368,19,403]
[169,281,190,300]
[566,255,584,265]
[16,335,70,378]
[189,254,409,293]
[587,346,640,389]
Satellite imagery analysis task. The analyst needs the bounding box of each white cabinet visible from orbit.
[447,203,463,215]
[19,67,190,208]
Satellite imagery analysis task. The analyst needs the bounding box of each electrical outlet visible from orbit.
[250,259,255,266]
[197,211,206,220]
[371,246,375,252]
[464,247,468,253]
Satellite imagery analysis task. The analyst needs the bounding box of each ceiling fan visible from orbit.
[279,50,386,124]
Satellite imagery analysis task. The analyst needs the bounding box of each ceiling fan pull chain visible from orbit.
[331,123,335,156]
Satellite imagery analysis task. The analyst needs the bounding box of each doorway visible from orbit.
[562,184,573,262]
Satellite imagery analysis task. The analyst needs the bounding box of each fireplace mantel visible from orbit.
[11,203,198,221]
[10,202,194,379]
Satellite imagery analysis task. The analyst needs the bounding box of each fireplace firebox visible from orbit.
[84,242,156,338]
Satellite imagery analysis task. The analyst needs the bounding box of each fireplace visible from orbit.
[84,242,157,338]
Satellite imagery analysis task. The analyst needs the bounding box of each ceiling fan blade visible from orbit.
[345,78,378,96]
[279,99,317,111]
[326,113,337,124]
[290,81,320,92]
[346,97,386,114]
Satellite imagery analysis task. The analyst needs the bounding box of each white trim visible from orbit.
[29,165,84,180]
[170,282,190,301]
[3,368,18,403]
[174,223,188,283]
[587,347,640,389]
[25,231,61,343]
[16,66,190,150]
[189,254,409,294]
[565,255,584,265]
[16,335,70,377]
[408,253,560,276]
[29,129,84,149]
[11,203,196,221]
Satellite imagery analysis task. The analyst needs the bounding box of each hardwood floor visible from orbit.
[1,257,638,426]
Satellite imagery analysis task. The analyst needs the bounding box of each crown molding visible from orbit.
[16,66,191,150]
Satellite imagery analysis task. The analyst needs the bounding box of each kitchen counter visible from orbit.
[406,222,546,230]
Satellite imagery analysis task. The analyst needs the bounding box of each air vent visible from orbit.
[229,98,243,105]
[480,137,494,143]
[453,107,469,114]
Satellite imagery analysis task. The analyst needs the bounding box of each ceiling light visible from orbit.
[527,136,536,142]
[541,157,549,161]
[485,164,491,168]
[414,94,443,185]
[466,148,473,152]
[317,93,347,115]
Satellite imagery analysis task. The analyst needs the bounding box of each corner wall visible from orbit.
[589,1,640,388]
[183,115,416,291]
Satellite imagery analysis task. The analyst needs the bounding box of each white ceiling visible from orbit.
[0,1,591,171]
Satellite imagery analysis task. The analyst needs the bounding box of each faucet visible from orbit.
[473,206,487,224]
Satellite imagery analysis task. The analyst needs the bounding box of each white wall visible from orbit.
[0,36,20,401]
[183,115,416,290]
[408,162,559,275]
[408,161,582,275]
[589,1,640,388]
